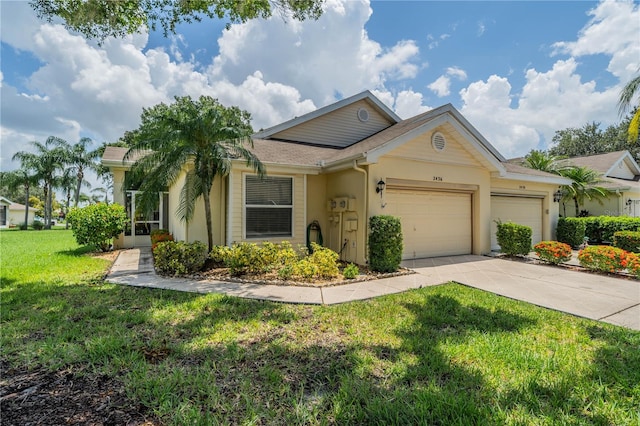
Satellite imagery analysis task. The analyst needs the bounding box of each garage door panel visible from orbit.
[491,196,542,250]
[388,190,472,259]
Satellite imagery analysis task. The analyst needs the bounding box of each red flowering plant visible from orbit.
[625,252,640,279]
[533,241,573,265]
[577,245,629,273]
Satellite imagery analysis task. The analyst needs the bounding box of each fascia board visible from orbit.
[231,159,321,175]
[496,172,572,185]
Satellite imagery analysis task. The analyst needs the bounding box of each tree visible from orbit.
[523,150,566,174]
[0,166,39,227]
[558,166,609,217]
[57,168,76,229]
[618,73,640,142]
[549,120,639,160]
[125,95,265,251]
[31,0,323,42]
[58,137,100,207]
[13,137,66,229]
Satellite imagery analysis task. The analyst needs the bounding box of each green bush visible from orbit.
[369,215,403,273]
[556,217,586,248]
[306,243,339,278]
[66,203,128,251]
[150,229,173,252]
[18,223,28,231]
[32,220,44,230]
[533,241,573,265]
[153,241,208,276]
[574,216,640,244]
[343,263,359,279]
[495,220,532,256]
[613,231,640,253]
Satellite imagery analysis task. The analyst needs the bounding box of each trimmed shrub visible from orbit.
[18,223,28,231]
[556,217,586,248]
[533,241,573,265]
[613,231,640,253]
[32,220,44,230]
[153,241,208,276]
[66,203,128,251]
[625,252,640,278]
[574,216,640,244]
[578,245,629,273]
[369,215,403,273]
[343,263,359,279]
[495,220,532,256]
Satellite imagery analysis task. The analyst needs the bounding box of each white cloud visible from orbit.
[371,89,433,119]
[428,67,468,97]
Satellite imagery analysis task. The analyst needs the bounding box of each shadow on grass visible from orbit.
[57,245,101,257]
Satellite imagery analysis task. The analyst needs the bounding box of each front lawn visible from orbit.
[2,230,639,425]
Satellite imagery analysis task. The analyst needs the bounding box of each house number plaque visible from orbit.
[433,176,443,182]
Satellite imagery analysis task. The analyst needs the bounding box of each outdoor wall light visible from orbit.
[376,179,386,198]
[626,199,633,206]
[553,189,563,203]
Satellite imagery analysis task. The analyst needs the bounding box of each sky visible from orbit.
[1,0,639,194]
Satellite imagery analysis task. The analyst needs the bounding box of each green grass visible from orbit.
[2,229,640,425]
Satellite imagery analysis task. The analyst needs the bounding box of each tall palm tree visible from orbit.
[618,73,640,142]
[0,165,39,227]
[13,137,66,229]
[558,166,609,217]
[57,137,99,207]
[125,96,265,251]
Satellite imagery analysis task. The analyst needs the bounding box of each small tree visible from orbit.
[67,203,128,252]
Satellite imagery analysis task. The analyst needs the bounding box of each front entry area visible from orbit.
[387,190,472,259]
[121,191,169,247]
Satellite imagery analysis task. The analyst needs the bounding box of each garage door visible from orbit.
[491,196,542,251]
[387,190,472,259]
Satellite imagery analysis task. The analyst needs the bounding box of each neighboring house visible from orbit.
[561,151,640,217]
[102,91,569,263]
[0,196,35,227]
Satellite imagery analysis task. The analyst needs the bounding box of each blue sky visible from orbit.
[1,0,638,193]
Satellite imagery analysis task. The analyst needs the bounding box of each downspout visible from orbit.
[352,160,368,264]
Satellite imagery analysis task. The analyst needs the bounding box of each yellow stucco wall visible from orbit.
[228,165,308,248]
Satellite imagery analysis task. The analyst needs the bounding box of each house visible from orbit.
[0,196,35,228]
[561,151,640,217]
[102,91,569,263]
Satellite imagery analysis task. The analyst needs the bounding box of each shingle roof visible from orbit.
[560,150,629,174]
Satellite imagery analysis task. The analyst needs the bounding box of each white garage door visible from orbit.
[387,190,472,259]
[491,196,542,250]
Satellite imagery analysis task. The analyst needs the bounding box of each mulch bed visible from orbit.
[0,361,160,426]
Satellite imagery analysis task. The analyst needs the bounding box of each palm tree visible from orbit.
[13,137,66,229]
[523,150,567,174]
[125,96,265,251]
[57,137,99,207]
[0,165,39,227]
[558,166,609,217]
[618,73,640,142]
[91,186,109,204]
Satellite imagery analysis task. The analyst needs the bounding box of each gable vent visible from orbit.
[432,132,446,152]
[357,108,370,122]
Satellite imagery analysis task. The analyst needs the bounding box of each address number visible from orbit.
[433,176,443,182]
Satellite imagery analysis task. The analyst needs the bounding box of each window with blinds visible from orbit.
[245,175,293,238]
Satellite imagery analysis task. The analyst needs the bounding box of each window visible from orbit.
[245,175,293,238]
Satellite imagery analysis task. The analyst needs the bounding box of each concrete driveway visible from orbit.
[106,249,640,330]
[402,255,640,330]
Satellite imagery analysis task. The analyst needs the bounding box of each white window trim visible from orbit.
[243,174,294,240]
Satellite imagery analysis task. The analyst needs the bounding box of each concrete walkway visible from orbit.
[106,248,640,330]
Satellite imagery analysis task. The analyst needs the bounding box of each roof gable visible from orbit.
[564,150,640,180]
[361,104,505,172]
[253,91,401,148]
